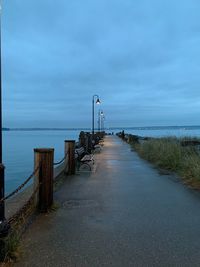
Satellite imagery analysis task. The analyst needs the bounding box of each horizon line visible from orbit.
[3,125,200,131]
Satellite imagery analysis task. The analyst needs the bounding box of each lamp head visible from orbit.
[96,98,101,104]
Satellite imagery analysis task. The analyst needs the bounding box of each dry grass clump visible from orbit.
[132,137,200,187]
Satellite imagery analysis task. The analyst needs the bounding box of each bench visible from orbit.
[75,147,94,170]
[91,138,104,152]
[94,144,102,152]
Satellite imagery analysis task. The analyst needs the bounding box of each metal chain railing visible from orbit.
[0,163,41,204]
[53,153,68,166]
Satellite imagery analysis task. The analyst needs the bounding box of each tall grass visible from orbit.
[132,137,200,187]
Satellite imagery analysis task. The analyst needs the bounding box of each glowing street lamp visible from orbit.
[98,110,104,132]
[92,95,100,138]
[100,110,105,132]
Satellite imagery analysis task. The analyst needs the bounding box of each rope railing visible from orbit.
[53,153,68,166]
[0,138,80,260]
[8,182,42,225]
[0,164,41,204]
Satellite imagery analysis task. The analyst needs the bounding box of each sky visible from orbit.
[2,0,200,128]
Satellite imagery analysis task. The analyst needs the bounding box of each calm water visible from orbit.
[3,126,200,194]
[3,130,80,193]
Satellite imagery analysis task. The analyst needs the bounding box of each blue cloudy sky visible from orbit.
[2,0,200,128]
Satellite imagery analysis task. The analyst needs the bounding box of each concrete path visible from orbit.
[14,136,200,266]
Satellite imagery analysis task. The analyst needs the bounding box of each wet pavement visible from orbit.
[14,135,200,266]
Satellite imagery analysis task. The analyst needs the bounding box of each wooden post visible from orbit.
[0,164,10,262]
[85,134,89,152]
[65,140,75,175]
[0,164,5,221]
[64,140,68,174]
[87,133,92,153]
[79,131,85,147]
[34,148,54,212]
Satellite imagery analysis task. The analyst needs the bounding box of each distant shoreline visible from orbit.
[3,128,89,131]
[3,125,200,131]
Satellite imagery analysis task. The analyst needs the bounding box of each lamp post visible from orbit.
[0,1,4,221]
[0,3,2,165]
[101,111,105,132]
[97,110,101,132]
[98,110,104,132]
[0,2,9,239]
[92,94,100,138]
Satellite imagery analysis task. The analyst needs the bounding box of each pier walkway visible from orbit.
[15,135,200,266]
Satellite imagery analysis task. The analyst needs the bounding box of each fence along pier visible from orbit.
[0,131,104,261]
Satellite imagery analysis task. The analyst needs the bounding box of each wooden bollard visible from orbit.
[34,148,54,212]
[0,164,5,221]
[65,140,75,175]
[0,164,10,262]
[85,134,89,152]
[79,131,85,147]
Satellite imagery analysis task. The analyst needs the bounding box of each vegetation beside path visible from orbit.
[119,133,200,189]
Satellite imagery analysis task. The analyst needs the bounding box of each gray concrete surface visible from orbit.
[14,135,200,266]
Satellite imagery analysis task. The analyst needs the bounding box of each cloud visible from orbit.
[2,0,200,127]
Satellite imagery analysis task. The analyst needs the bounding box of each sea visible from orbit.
[3,126,200,194]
